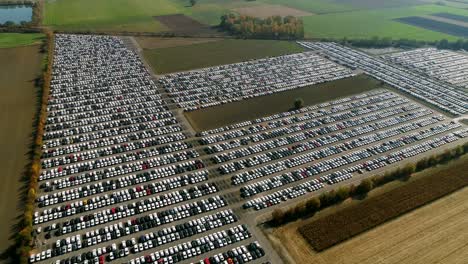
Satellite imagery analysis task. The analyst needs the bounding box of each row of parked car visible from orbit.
[33,34,231,264]
[383,48,468,89]
[227,105,432,182]
[127,225,252,264]
[36,209,239,264]
[235,117,442,197]
[33,195,228,263]
[213,97,410,164]
[46,99,166,127]
[200,91,398,146]
[204,98,410,157]
[199,90,390,137]
[190,241,266,264]
[40,159,205,195]
[244,128,467,210]
[220,104,429,176]
[42,141,191,170]
[41,132,186,160]
[299,42,467,115]
[35,180,217,225]
[41,148,198,179]
[37,170,209,209]
[44,105,174,136]
[159,52,354,110]
[241,120,460,198]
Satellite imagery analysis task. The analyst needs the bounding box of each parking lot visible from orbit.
[298,42,468,116]
[29,34,468,264]
[158,52,355,111]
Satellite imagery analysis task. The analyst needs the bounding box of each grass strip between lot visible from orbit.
[298,149,468,252]
[143,39,305,74]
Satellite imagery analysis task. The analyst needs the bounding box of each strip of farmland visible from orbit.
[299,153,468,251]
[432,12,468,23]
[395,16,468,38]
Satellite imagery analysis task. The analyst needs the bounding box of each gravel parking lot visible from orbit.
[29,34,468,264]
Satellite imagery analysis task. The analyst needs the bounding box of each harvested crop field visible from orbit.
[396,16,468,38]
[154,14,218,35]
[136,37,220,49]
[432,12,468,22]
[233,4,313,18]
[143,39,305,74]
[267,155,468,264]
[299,154,468,252]
[185,74,383,132]
[0,45,43,255]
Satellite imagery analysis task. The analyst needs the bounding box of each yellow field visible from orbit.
[267,158,468,264]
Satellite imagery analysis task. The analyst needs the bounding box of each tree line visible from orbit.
[338,36,468,51]
[271,142,468,226]
[219,13,304,40]
[0,20,33,27]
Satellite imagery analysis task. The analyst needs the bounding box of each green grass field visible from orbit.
[44,0,180,32]
[44,0,468,40]
[43,0,260,32]
[261,0,427,13]
[142,39,305,74]
[185,74,384,132]
[0,33,44,48]
[302,5,468,40]
[260,0,356,14]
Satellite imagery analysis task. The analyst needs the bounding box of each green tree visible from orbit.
[355,178,373,195]
[305,197,321,212]
[336,186,350,201]
[272,209,285,225]
[294,201,307,216]
[437,39,449,49]
[319,190,337,207]
[294,98,304,109]
[190,0,196,6]
[4,21,15,27]
[416,158,429,171]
